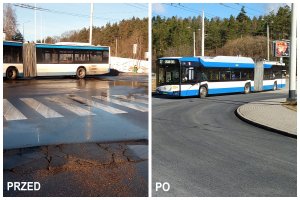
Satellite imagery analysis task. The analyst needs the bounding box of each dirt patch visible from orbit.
[282,104,297,111]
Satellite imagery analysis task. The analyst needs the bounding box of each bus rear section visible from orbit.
[35,43,110,78]
[262,61,286,91]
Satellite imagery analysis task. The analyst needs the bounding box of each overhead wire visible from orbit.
[13,3,145,22]
[164,3,218,19]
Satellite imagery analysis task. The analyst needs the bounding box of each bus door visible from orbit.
[180,62,200,96]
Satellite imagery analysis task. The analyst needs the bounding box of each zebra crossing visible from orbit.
[3,93,148,121]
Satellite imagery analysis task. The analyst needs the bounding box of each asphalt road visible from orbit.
[152,90,296,197]
[3,75,148,149]
[3,75,149,197]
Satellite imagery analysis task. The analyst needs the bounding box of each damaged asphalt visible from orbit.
[3,141,148,197]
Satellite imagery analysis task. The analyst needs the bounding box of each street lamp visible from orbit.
[188,27,200,57]
[193,31,195,56]
[115,36,121,57]
[263,17,273,60]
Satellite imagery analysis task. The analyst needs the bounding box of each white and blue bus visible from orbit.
[156,56,286,97]
[3,41,110,79]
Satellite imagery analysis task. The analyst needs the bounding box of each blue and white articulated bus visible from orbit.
[3,41,110,79]
[156,56,286,97]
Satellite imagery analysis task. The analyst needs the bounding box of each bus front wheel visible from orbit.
[6,67,18,80]
[199,86,207,98]
[244,83,251,94]
[76,67,86,79]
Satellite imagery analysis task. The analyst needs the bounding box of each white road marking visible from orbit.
[45,96,96,116]
[68,95,127,114]
[112,95,148,104]
[3,99,27,121]
[132,93,148,99]
[93,96,148,112]
[20,98,63,118]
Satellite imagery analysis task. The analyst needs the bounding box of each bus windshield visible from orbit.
[157,59,180,85]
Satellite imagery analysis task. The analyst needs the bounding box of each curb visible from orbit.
[235,108,297,139]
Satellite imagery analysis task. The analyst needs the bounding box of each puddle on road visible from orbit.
[4,78,148,98]
[4,77,148,149]
[4,78,146,89]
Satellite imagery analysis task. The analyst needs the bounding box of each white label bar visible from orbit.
[45,96,96,116]
[93,96,148,112]
[3,99,27,121]
[20,98,63,118]
[68,95,127,114]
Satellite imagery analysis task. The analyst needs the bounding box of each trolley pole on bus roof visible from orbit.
[201,10,205,57]
[288,3,297,102]
[89,3,94,45]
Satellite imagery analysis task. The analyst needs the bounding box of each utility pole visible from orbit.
[89,3,94,45]
[115,37,118,57]
[23,23,25,42]
[201,10,205,56]
[267,23,269,60]
[193,31,196,56]
[199,29,201,56]
[40,13,42,43]
[288,3,297,101]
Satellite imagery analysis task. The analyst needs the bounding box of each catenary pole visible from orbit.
[267,23,269,60]
[89,3,94,45]
[201,10,205,56]
[288,3,297,101]
[193,31,196,56]
[35,3,37,43]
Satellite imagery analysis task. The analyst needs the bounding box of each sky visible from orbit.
[6,3,290,42]
[8,3,148,41]
[152,3,289,19]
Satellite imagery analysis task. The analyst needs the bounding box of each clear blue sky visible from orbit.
[10,3,148,41]
[152,3,289,19]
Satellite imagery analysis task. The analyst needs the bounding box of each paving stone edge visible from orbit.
[235,107,297,139]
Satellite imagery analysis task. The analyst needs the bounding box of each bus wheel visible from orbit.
[76,67,86,79]
[6,67,18,80]
[199,86,207,98]
[273,82,277,90]
[244,83,251,94]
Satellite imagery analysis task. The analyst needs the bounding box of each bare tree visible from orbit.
[3,4,19,41]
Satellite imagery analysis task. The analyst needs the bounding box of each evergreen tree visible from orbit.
[236,6,251,38]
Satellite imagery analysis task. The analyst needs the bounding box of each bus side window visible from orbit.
[199,72,208,81]
[241,70,252,80]
[59,50,73,64]
[231,70,241,80]
[273,70,282,79]
[4,46,22,63]
[208,70,219,81]
[102,51,109,63]
[4,46,13,63]
[220,71,231,81]
[264,68,272,80]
